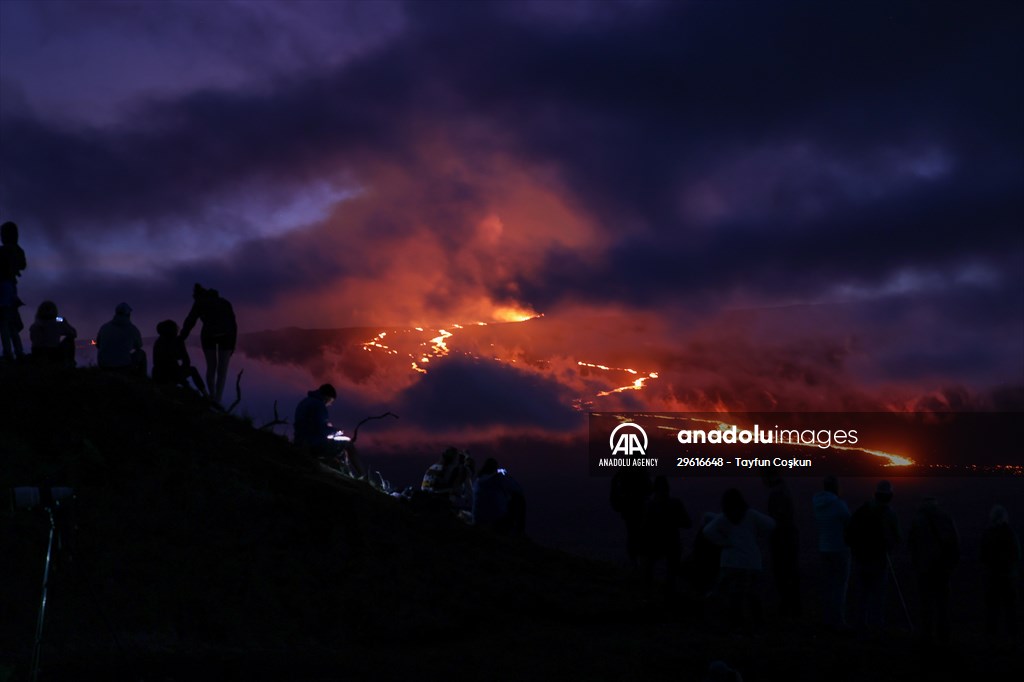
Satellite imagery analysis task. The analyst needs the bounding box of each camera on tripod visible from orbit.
[9,486,76,682]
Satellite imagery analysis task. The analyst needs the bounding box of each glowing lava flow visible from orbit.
[578,361,660,397]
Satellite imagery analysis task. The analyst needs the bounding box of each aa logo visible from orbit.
[609,422,648,456]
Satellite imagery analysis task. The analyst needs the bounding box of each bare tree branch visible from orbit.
[351,411,399,443]
[225,369,244,414]
[259,400,289,431]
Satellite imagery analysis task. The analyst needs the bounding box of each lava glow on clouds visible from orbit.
[1,0,1022,442]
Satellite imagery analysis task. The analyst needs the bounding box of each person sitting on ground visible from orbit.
[421,447,461,495]
[29,301,77,368]
[152,319,207,396]
[293,383,365,477]
[96,302,146,375]
[472,458,525,535]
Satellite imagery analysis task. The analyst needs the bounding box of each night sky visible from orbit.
[2,1,1022,436]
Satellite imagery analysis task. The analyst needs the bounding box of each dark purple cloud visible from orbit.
[0,0,1020,396]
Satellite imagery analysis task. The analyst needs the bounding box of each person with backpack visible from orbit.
[845,480,900,633]
[180,283,237,404]
[908,497,960,644]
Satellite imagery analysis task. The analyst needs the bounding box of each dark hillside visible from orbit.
[1,365,1019,681]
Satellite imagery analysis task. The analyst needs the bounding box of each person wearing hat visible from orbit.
[293,383,363,477]
[96,302,145,375]
[845,479,900,632]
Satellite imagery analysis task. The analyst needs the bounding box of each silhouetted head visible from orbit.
[192,283,208,300]
[441,446,459,465]
[823,475,840,495]
[479,458,500,476]
[317,383,337,401]
[874,480,893,504]
[115,302,132,317]
[989,504,1009,526]
[1,221,18,245]
[156,319,178,337]
[653,475,669,497]
[36,300,58,320]
[722,488,748,524]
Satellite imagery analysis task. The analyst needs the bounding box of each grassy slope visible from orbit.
[0,365,1018,681]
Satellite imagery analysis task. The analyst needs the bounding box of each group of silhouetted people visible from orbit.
[414,446,525,534]
[612,471,1022,643]
[0,220,237,402]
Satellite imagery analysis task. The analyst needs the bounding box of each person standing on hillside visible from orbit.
[610,469,653,568]
[180,283,237,404]
[0,220,27,362]
[845,480,900,633]
[980,504,1021,637]
[813,475,851,630]
[909,497,960,645]
[764,470,801,619]
[703,488,776,632]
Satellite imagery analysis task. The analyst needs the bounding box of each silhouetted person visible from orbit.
[689,512,723,596]
[0,220,27,362]
[763,471,801,618]
[153,320,207,396]
[845,480,900,633]
[610,469,653,567]
[641,475,691,598]
[980,505,1020,637]
[703,488,776,632]
[29,300,77,367]
[180,283,237,404]
[293,383,364,477]
[451,452,475,514]
[473,458,525,535]
[96,302,146,375]
[909,497,960,645]
[421,447,462,494]
[813,475,851,630]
